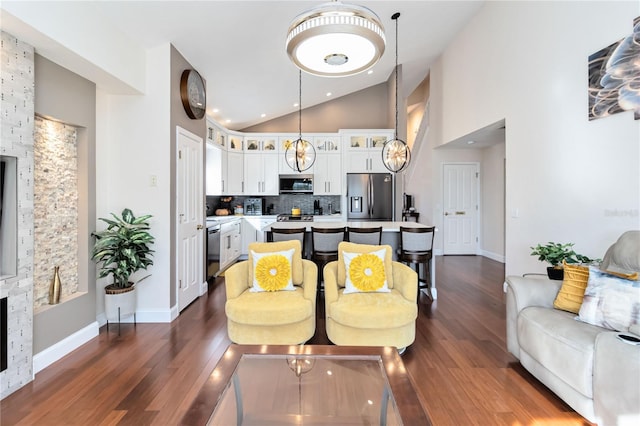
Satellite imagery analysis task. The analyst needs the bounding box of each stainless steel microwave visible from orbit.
[279,174,313,194]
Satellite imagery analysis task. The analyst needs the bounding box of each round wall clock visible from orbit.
[180,69,206,119]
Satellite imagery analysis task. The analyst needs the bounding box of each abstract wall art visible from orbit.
[588,16,640,121]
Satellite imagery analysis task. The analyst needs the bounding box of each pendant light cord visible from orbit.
[298,69,302,139]
[392,12,400,140]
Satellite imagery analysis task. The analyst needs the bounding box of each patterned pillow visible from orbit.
[343,248,391,294]
[250,248,295,292]
[578,266,640,331]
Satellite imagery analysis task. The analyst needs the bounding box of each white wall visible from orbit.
[481,142,506,262]
[426,1,639,276]
[95,44,172,322]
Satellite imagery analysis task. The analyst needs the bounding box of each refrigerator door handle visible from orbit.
[368,176,374,216]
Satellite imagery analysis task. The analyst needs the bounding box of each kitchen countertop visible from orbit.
[268,221,430,232]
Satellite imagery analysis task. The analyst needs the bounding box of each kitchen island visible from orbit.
[267,220,437,299]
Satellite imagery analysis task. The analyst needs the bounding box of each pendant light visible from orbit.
[285,70,316,172]
[382,12,411,173]
[286,0,386,77]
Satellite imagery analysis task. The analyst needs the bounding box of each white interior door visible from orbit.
[177,127,204,312]
[443,163,478,255]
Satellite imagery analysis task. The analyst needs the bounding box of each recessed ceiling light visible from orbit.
[467,140,476,145]
[213,108,219,113]
[225,119,231,123]
[367,70,373,75]
[326,92,332,97]
[293,103,299,107]
[261,113,266,118]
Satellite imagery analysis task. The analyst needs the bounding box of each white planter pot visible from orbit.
[104,286,137,322]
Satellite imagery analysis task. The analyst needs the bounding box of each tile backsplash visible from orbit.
[207,195,341,216]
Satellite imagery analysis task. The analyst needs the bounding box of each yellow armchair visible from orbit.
[224,240,318,345]
[324,251,418,350]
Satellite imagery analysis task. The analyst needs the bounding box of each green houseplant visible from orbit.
[92,208,155,322]
[530,242,596,280]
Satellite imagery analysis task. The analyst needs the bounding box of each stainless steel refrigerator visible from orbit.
[346,173,394,221]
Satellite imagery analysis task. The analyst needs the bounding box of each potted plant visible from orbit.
[530,242,596,280]
[92,208,155,322]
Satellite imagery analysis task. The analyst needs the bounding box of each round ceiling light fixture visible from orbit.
[285,0,386,77]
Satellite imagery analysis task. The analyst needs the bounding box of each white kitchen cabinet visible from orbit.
[245,135,278,152]
[220,219,241,271]
[314,135,340,152]
[226,151,244,194]
[342,130,393,173]
[313,153,341,195]
[206,142,227,196]
[244,153,278,195]
[228,133,243,152]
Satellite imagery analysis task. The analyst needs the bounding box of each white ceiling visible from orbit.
[6,1,485,131]
[94,0,484,130]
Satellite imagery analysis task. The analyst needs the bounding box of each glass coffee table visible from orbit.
[182,344,430,425]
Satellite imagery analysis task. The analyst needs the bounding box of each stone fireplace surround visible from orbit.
[0,31,35,398]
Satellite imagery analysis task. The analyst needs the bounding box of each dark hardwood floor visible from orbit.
[0,256,592,425]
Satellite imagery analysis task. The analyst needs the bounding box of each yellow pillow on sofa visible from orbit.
[248,240,303,285]
[343,248,390,294]
[250,248,295,292]
[553,262,590,314]
[337,242,394,289]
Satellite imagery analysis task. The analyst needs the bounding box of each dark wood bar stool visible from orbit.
[399,226,435,301]
[345,226,383,245]
[266,227,308,259]
[311,226,346,291]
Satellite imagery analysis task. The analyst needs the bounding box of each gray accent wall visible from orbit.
[33,55,96,354]
[169,45,206,307]
[241,82,391,133]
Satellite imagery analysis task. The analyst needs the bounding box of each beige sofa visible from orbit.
[505,231,640,425]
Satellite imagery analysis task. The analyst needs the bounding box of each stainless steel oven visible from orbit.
[206,222,221,279]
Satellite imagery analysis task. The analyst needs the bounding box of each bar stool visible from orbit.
[345,226,383,245]
[267,227,308,259]
[311,226,346,291]
[399,226,435,300]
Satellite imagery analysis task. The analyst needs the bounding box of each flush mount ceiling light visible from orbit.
[285,70,316,172]
[285,0,386,77]
[382,12,411,173]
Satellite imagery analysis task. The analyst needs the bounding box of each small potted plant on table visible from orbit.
[530,242,595,280]
[92,208,155,326]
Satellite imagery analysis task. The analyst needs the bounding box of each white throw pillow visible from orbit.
[578,266,640,332]
[250,248,295,292]
[343,248,390,294]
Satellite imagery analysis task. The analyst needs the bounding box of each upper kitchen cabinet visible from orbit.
[342,130,393,173]
[313,153,341,195]
[228,132,244,152]
[314,135,340,152]
[244,135,278,153]
[244,153,279,195]
[206,141,228,195]
[227,150,244,194]
[207,119,227,149]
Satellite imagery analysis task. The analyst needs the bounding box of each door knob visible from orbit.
[197,224,203,230]
[444,212,450,216]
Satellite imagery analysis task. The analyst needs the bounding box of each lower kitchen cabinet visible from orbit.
[220,219,241,271]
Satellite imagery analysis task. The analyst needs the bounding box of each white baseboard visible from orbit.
[33,321,99,375]
[481,250,505,263]
[96,309,174,327]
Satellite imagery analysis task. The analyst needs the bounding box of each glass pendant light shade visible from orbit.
[285,138,316,172]
[383,12,410,173]
[286,1,386,77]
[382,138,411,173]
[285,70,316,172]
